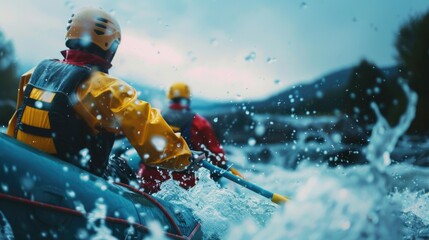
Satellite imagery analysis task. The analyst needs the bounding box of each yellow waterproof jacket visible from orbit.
[7,66,191,171]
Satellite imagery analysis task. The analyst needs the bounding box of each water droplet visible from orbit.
[248,138,256,146]
[255,125,265,136]
[66,189,76,198]
[65,0,75,10]
[21,175,34,190]
[374,87,380,94]
[96,115,102,120]
[76,229,88,239]
[34,101,43,109]
[244,51,256,62]
[274,79,281,85]
[80,33,92,47]
[213,117,218,123]
[100,184,107,191]
[210,38,219,47]
[266,57,277,63]
[383,152,391,166]
[151,136,166,152]
[300,2,308,9]
[127,216,135,223]
[80,173,89,182]
[1,183,8,192]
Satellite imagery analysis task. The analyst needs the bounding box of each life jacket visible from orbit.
[161,108,196,149]
[13,59,115,176]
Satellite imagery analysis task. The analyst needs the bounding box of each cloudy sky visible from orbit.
[1,0,429,101]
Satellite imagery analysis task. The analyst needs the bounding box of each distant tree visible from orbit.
[382,77,407,127]
[344,59,385,125]
[395,9,429,133]
[0,30,19,126]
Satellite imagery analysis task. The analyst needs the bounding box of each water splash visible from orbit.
[86,198,117,240]
[154,169,276,239]
[392,190,429,225]
[365,82,417,172]
[225,82,418,239]
[145,221,168,240]
[0,211,14,240]
[392,189,429,238]
[227,165,402,239]
[79,148,91,167]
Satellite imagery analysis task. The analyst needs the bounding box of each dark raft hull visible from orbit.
[0,134,202,239]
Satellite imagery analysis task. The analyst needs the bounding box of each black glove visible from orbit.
[103,156,137,185]
[185,151,206,172]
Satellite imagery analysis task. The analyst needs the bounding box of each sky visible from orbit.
[1,0,429,101]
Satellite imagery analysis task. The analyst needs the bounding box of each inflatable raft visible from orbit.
[0,134,202,239]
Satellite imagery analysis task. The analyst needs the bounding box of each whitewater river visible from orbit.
[1,84,428,239]
[153,84,429,240]
[152,154,429,239]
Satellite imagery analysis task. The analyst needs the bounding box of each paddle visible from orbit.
[200,160,289,205]
[229,167,245,179]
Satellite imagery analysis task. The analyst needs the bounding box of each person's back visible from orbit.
[7,8,193,180]
[138,82,231,193]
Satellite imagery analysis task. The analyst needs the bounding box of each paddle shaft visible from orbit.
[200,161,287,204]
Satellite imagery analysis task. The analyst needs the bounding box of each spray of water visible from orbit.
[222,82,418,239]
[365,82,417,172]
[154,169,277,239]
[0,211,14,240]
[85,198,117,240]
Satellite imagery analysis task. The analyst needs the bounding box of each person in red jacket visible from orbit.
[138,82,241,193]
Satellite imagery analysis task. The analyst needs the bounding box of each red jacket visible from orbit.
[138,103,226,193]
